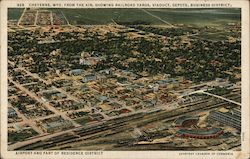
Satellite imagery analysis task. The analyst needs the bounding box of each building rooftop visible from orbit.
[174,115,199,126]
[178,128,223,136]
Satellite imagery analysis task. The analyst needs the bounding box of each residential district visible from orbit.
[7,8,241,150]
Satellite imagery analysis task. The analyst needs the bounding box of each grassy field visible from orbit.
[57,8,241,26]
[8,8,241,26]
[145,8,241,27]
[8,8,24,20]
[52,8,164,25]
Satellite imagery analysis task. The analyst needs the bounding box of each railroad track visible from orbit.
[15,95,240,150]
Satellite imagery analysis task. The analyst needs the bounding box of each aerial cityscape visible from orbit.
[7,8,241,151]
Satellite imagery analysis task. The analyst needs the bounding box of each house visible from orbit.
[82,74,97,83]
[70,69,83,76]
[99,69,113,75]
[8,107,17,118]
[156,78,179,89]
[98,95,108,102]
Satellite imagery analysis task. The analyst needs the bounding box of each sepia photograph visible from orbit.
[1,0,249,159]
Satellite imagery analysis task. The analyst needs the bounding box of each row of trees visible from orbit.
[8,26,241,83]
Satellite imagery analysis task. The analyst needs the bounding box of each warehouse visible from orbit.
[209,107,241,130]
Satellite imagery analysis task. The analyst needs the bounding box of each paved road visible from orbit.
[61,11,70,25]
[33,114,58,121]
[202,91,241,106]
[9,78,80,128]
[8,103,43,134]
[9,60,109,121]
[50,11,53,25]
[183,89,241,106]
[34,10,39,26]
[9,60,86,123]
[17,8,26,26]
[139,8,174,27]
[34,101,231,150]
[13,64,86,108]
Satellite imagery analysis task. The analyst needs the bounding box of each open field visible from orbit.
[144,8,241,27]
[8,8,241,26]
[8,8,24,20]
